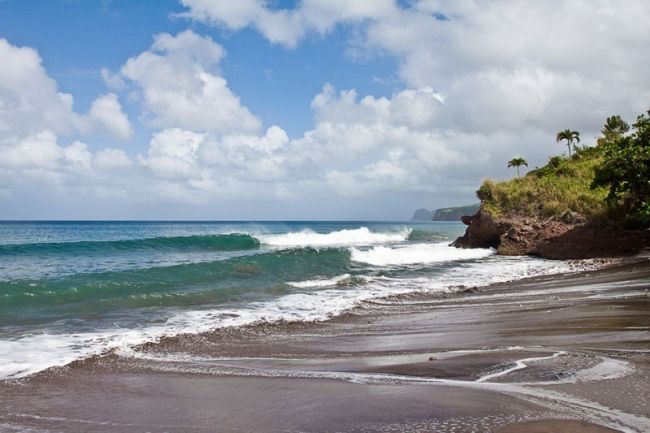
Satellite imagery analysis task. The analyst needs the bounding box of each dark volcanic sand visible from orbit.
[1,258,649,432]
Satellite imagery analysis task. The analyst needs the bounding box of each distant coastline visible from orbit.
[411,204,480,221]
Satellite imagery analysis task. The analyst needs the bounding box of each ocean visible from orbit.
[0,221,573,379]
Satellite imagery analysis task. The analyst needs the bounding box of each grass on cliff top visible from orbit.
[478,147,609,219]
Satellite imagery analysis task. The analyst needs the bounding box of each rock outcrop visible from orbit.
[452,209,510,249]
[453,208,650,259]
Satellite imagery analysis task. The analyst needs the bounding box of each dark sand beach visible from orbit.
[1,257,649,432]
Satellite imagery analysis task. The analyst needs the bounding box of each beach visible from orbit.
[1,255,649,432]
[2,1,650,431]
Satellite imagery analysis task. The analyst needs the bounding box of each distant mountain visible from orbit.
[432,204,480,221]
[410,208,434,221]
[410,204,480,221]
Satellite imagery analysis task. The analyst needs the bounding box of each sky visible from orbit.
[0,0,649,220]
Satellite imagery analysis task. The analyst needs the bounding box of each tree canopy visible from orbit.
[556,129,580,157]
[507,157,528,177]
[592,109,650,227]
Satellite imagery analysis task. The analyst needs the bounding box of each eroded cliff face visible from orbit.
[451,210,509,249]
[452,208,649,259]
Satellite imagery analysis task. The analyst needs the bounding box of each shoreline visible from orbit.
[0,245,598,380]
[1,256,649,432]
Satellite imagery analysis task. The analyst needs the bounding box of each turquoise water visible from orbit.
[0,221,569,378]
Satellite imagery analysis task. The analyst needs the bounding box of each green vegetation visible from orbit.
[592,110,650,227]
[507,157,528,178]
[600,115,630,141]
[476,109,650,228]
[478,150,607,219]
[556,129,580,157]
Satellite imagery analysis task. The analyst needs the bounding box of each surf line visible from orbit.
[475,351,566,383]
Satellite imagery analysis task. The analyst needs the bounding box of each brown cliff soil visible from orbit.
[453,208,650,259]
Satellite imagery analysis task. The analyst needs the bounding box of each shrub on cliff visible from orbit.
[477,148,607,219]
[592,109,650,227]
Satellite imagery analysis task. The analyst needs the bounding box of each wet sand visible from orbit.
[1,257,649,432]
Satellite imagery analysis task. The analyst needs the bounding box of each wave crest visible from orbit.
[258,227,410,247]
[350,243,493,266]
[0,233,260,255]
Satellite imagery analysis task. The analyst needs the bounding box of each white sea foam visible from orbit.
[287,274,352,288]
[476,351,566,383]
[575,357,634,382]
[258,227,410,247]
[350,242,493,266]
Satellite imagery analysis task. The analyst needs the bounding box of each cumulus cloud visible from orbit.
[180,0,650,132]
[94,148,133,170]
[64,141,94,172]
[365,1,650,135]
[0,37,135,203]
[0,131,133,176]
[88,93,133,140]
[120,30,260,134]
[172,0,650,206]
[130,82,473,200]
[139,128,207,179]
[0,38,133,140]
[100,67,126,91]
[0,131,65,171]
[178,0,395,47]
[0,39,83,137]
[3,1,650,218]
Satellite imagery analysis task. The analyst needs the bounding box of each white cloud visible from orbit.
[0,38,133,140]
[172,0,650,207]
[0,39,83,137]
[139,128,207,179]
[201,125,293,183]
[101,67,126,91]
[120,30,260,134]
[0,131,127,176]
[94,148,133,170]
[180,0,650,134]
[64,141,93,172]
[179,0,395,47]
[3,2,650,218]
[362,1,650,132]
[0,38,136,202]
[0,131,64,171]
[89,93,133,140]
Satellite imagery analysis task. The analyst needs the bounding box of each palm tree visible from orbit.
[601,115,629,138]
[508,157,528,178]
[556,129,580,156]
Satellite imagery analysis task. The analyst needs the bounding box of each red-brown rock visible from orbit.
[453,208,649,259]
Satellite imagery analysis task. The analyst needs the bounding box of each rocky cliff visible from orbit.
[452,208,649,259]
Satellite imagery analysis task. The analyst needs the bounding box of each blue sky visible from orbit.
[0,1,648,219]
[0,1,396,146]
